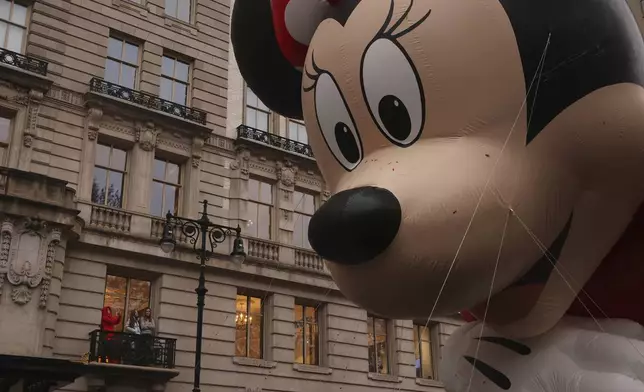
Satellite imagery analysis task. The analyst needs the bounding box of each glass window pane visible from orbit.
[302,215,311,249]
[164,0,177,17]
[375,318,387,336]
[164,184,177,214]
[257,205,270,240]
[104,59,120,85]
[107,171,123,208]
[0,117,10,142]
[6,25,22,52]
[246,87,257,108]
[175,60,189,82]
[173,82,187,105]
[177,0,190,22]
[248,297,262,359]
[127,279,150,316]
[247,179,259,201]
[91,167,107,205]
[299,127,308,144]
[120,64,136,89]
[256,111,268,132]
[421,339,433,379]
[10,3,27,25]
[288,122,297,141]
[150,181,164,216]
[293,213,303,248]
[161,56,174,77]
[95,144,110,167]
[377,338,389,374]
[107,37,122,60]
[294,324,304,363]
[259,182,272,204]
[235,295,248,357]
[123,42,138,65]
[166,162,180,183]
[160,78,172,101]
[0,22,7,49]
[0,1,9,20]
[110,147,126,171]
[306,322,319,365]
[293,192,303,212]
[304,194,315,214]
[103,275,127,332]
[245,108,256,128]
[153,159,165,180]
[246,202,258,238]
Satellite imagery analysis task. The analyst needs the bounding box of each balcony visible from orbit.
[88,330,176,369]
[87,78,208,127]
[0,47,48,76]
[236,125,315,160]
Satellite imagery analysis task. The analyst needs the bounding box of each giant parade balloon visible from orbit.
[231,0,644,390]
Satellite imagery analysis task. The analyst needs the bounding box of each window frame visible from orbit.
[0,0,30,54]
[164,0,192,24]
[102,273,152,332]
[160,54,191,106]
[413,323,438,380]
[246,178,274,240]
[294,303,320,366]
[92,142,128,209]
[0,109,14,166]
[235,293,265,359]
[287,119,308,144]
[367,315,391,375]
[151,157,182,217]
[105,34,141,90]
[244,85,272,133]
[292,190,316,249]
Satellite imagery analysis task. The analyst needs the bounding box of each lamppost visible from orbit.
[159,199,246,392]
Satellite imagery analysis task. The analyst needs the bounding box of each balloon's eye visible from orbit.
[361,38,425,147]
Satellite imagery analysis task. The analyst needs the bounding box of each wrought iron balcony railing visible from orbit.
[88,329,177,369]
[0,47,48,76]
[89,78,207,125]
[236,125,314,158]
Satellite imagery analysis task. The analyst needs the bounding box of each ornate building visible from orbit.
[628,0,644,34]
[0,0,461,391]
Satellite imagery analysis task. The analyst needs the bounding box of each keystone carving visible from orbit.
[87,107,103,133]
[276,160,298,188]
[135,121,158,152]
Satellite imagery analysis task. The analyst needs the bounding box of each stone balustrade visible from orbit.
[89,205,132,233]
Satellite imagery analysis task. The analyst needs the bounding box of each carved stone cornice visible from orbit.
[22,89,45,149]
[0,59,53,93]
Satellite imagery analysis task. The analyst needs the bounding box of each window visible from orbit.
[160,55,190,105]
[245,87,270,132]
[367,316,390,374]
[288,120,308,144]
[413,324,435,379]
[247,179,272,240]
[294,304,319,365]
[103,274,151,332]
[151,158,181,217]
[164,0,190,22]
[92,143,127,208]
[105,36,139,89]
[0,114,11,164]
[235,294,263,359]
[293,191,315,249]
[0,0,28,53]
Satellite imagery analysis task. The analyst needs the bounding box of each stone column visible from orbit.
[127,121,157,214]
[78,107,103,201]
[182,136,204,218]
[0,169,80,357]
[17,89,45,171]
[229,147,250,227]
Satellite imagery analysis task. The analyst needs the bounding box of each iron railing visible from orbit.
[236,125,314,158]
[0,48,48,76]
[89,78,207,125]
[88,330,177,369]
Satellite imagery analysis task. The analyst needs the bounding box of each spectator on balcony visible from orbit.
[125,310,141,335]
[140,308,156,336]
[99,306,121,363]
[101,306,121,334]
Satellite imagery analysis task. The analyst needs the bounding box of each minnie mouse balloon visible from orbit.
[232,1,644,390]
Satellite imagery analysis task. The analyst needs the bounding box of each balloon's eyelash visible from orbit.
[380,0,432,41]
[303,51,323,92]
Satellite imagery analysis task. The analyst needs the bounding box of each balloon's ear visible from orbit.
[231,0,304,120]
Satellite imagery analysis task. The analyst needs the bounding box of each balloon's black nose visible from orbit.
[308,186,402,265]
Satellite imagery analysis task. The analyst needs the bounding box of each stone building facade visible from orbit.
[0,0,462,391]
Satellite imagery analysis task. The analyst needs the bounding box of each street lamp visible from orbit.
[159,199,246,392]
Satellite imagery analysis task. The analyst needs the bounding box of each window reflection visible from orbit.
[235,294,263,359]
[413,324,435,379]
[247,179,273,240]
[160,55,190,105]
[288,120,308,144]
[92,143,127,208]
[245,87,271,132]
[105,37,139,88]
[293,191,316,249]
[294,304,319,365]
[103,274,151,332]
[0,0,28,53]
[151,158,181,217]
[368,316,389,375]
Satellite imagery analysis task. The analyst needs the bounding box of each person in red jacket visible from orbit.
[100,306,121,363]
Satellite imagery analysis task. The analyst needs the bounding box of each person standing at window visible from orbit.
[139,307,156,365]
[140,308,155,335]
[125,310,141,334]
[99,306,121,363]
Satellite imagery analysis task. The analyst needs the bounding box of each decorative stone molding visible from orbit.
[276,160,298,188]
[87,107,103,132]
[192,136,204,168]
[295,173,323,189]
[22,89,44,149]
[231,148,251,178]
[322,190,331,203]
[135,121,158,151]
[46,85,85,108]
[0,217,62,307]
[22,134,33,148]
